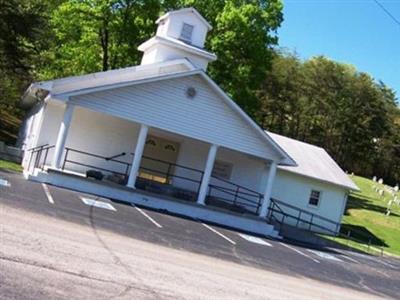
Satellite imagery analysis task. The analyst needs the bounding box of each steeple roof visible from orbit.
[156,7,212,30]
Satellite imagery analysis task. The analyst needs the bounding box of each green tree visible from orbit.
[171,0,283,114]
[0,0,51,143]
[0,0,48,75]
[207,1,283,114]
[40,0,161,79]
[256,51,306,136]
[257,52,400,184]
[43,0,283,115]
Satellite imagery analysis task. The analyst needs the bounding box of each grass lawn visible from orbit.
[334,175,400,256]
[0,159,23,173]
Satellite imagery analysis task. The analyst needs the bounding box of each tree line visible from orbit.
[0,0,399,184]
[256,53,400,185]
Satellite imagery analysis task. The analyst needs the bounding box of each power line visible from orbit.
[372,0,400,28]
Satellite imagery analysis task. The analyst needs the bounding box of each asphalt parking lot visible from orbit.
[1,170,400,299]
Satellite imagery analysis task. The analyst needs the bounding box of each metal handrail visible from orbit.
[271,198,339,226]
[105,152,126,161]
[28,144,55,171]
[139,154,205,175]
[62,147,132,177]
[208,184,261,204]
[26,144,49,152]
[32,145,263,214]
[139,165,202,185]
[211,175,263,197]
[208,184,261,210]
[268,198,340,234]
[62,148,204,186]
[267,198,285,221]
[268,205,337,234]
[208,183,262,198]
[269,199,385,254]
[65,148,130,165]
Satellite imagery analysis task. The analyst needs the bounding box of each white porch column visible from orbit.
[127,124,149,188]
[259,161,277,218]
[197,144,218,205]
[52,104,74,169]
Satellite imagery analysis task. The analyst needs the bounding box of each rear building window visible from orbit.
[308,190,321,207]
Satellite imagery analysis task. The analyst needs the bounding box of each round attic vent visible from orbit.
[186,87,197,98]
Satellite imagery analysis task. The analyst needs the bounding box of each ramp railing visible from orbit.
[268,198,341,235]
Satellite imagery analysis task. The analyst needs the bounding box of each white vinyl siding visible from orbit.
[272,170,348,233]
[69,74,279,160]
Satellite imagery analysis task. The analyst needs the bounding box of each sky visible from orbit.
[278,0,400,98]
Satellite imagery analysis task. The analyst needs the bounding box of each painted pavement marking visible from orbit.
[201,223,236,245]
[339,254,360,264]
[350,252,399,269]
[374,259,399,270]
[307,249,343,262]
[81,197,116,211]
[279,242,320,263]
[329,248,398,269]
[42,183,54,204]
[0,178,10,187]
[238,234,272,247]
[132,205,163,228]
[368,257,399,270]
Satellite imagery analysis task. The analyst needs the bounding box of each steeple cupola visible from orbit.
[138,8,217,71]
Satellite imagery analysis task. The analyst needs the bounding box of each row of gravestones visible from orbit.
[372,176,399,216]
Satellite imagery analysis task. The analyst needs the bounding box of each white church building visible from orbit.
[20,8,358,237]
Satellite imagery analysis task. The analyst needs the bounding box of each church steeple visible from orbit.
[138,8,217,71]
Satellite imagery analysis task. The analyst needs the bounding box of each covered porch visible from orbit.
[26,104,278,219]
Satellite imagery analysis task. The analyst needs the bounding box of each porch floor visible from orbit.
[136,177,258,216]
[27,167,278,238]
[39,165,258,216]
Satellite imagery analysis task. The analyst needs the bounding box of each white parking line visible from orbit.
[373,258,399,270]
[238,234,272,247]
[81,197,116,211]
[42,183,54,204]
[350,252,399,269]
[307,249,343,262]
[202,223,236,245]
[0,178,10,187]
[132,205,162,228]
[340,255,360,264]
[279,242,320,263]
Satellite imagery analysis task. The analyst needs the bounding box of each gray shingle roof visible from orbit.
[267,131,359,191]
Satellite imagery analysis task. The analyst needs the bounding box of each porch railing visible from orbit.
[62,147,205,196]
[27,145,265,215]
[207,176,263,215]
[139,155,204,188]
[27,144,55,172]
[62,147,132,177]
